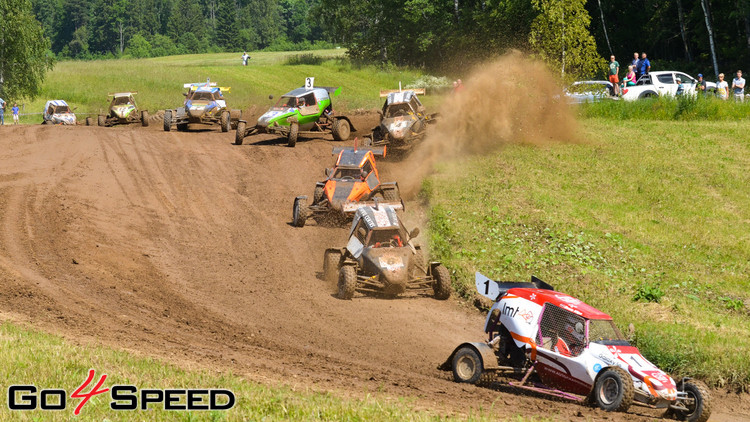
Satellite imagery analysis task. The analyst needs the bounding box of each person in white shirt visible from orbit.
[732,70,746,102]
[717,73,729,100]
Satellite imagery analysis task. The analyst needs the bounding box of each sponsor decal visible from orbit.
[378,256,404,271]
[529,293,537,301]
[555,294,581,306]
[593,363,602,373]
[501,303,519,318]
[518,309,534,324]
[7,369,235,415]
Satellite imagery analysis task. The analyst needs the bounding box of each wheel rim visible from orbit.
[684,389,698,415]
[456,355,476,380]
[599,377,620,405]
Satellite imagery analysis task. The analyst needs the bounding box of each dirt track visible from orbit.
[0,119,747,421]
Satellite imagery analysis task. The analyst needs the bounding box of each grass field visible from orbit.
[0,322,540,421]
[10,49,443,124]
[424,118,750,390]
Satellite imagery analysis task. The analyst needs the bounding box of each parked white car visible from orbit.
[564,81,618,104]
[621,71,716,101]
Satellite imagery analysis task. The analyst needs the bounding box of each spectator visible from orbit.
[732,70,745,102]
[0,97,5,125]
[622,65,637,87]
[675,78,684,96]
[456,79,464,92]
[11,103,19,125]
[697,74,707,96]
[608,55,620,95]
[241,51,250,66]
[632,52,641,82]
[451,80,458,94]
[638,52,651,78]
[717,73,729,100]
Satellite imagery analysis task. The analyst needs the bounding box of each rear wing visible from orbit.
[475,272,554,301]
[108,92,138,96]
[316,86,341,96]
[332,146,386,157]
[380,88,425,97]
[184,82,217,89]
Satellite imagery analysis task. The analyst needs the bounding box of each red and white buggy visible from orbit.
[440,273,711,422]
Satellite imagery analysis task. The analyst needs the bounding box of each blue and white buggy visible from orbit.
[164,81,241,132]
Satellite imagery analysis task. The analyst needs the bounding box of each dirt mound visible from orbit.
[0,122,745,421]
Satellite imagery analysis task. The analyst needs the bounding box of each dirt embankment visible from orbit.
[0,115,746,421]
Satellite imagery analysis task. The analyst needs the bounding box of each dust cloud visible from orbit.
[396,51,578,197]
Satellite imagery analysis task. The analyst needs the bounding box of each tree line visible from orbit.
[30,0,330,59]
[319,0,750,79]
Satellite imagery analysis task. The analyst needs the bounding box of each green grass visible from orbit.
[10,49,441,124]
[425,118,750,391]
[0,322,547,421]
[578,94,750,120]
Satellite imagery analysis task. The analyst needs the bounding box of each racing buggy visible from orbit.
[163,81,241,132]
[363,89,437,148]
[439,273,711,422]
[234,79,355,147]
[292,146,402,227]
[42,100,92,125]
[324,204,451,300]
[97,92,149,127]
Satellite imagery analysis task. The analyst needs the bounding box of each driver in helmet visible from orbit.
[555,320,585,357]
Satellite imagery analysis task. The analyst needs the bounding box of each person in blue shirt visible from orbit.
[12,103,20,124]
[638,52,651,77]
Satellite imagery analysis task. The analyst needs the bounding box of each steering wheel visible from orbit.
[340,176,356,181]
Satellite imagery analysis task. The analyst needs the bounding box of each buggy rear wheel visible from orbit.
[141,110,150,127]
[331,118,350,141]
[323,250,342,283]
[163,110,172,132]
[452,346,483,384]
[97,115,106,127]
[593,366,634,413]
[313,186,324,204]
[292,197,308,227]
[235,121,246,145]
[288,122,299,147]
[85,117,93,126]
[337,265,357,299]
[432,264,451,300]
[221,111,230,132]
[383,186,399,202]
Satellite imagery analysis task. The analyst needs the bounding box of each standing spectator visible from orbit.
[608,55,620,95]
[241,51,250,66]
[697,74,707,96]
[454,79,465,93]
[0,97,5,125]
[717,73,729,100]
[638,52,651,78]
[632,52,641,82]
[732,70,745,102]
[11,103,19,125]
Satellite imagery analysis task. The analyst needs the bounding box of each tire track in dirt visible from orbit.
[0,122,745,421]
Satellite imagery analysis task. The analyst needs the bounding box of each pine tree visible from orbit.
[529,0,605,80]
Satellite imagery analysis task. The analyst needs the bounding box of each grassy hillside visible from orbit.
[425,118,750,390]
[12,50,441,124]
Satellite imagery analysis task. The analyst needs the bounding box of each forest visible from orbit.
[21,0,750,78]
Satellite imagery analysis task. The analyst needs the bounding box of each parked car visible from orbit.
[621,71,716,101]
[564,81,618,104]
